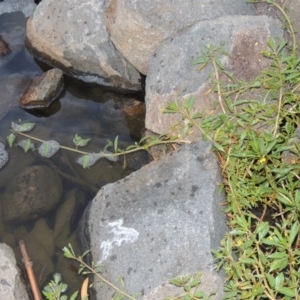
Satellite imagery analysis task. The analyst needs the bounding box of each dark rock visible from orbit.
[81,141,227,299]
[19,68,64,110]
[2,165,63,224]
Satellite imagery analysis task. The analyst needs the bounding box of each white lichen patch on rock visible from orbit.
[99,219,139,263]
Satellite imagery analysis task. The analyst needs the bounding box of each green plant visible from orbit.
[163,1,300,298]
[166,273,216,300]
[42,273,79,300]
[63,244,138,300]
[3,121,189,169]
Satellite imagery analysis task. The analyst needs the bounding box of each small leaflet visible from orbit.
[73,134,90,147]
[0,142,8,170]
[38,140,60,158]
[17,140,34,153]
[7,133,16,147]
[11,122,35,132]
[77,153,101,168]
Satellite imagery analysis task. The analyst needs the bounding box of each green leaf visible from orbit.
[82,154,91,169]
[73,134,91,147]
[192,113,202,119]
[275,287,296,297]
[266,274,275,288]
[11,122,35,132]
[268,252,287,259]
[70,291,79,300]
[184,97,195,111]
[269,258,289,272]
[169,278,182,287]
[275,272,284,288]
[224,291,238,299]
[6,133,16,147]
[289,221,299,246]
[194,291,206,298]
[239,258,256,265]
[24,139,32,153]
[62,247,74,259]
[42,141,50,157]
[257,222,269,240]
[187,278,201,288]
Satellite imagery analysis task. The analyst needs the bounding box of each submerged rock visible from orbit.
[2,165,63,223]
[19,68,64,110]
[0,35,11,56]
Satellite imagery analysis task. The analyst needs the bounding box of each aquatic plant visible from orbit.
[2,121,188,169]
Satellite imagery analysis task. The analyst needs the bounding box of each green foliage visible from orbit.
[163,2,300,297]
[61,244,137,300]
[73,134,91,149]
[42,273,79,300]
[167,273,216,300]
[6,122,188,169]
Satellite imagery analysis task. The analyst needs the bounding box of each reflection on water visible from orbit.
[0,10,147,297]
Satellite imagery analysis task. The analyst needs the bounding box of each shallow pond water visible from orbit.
[0,9,147,297]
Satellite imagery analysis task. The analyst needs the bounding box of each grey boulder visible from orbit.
[145,15,284,137]
[106,0,256,74]
[0,243,29,300]
[81,141,227,299]
[25,0,141,91]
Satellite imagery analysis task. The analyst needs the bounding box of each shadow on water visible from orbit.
[0,9,148,297]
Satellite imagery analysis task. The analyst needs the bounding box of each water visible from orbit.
[0,10,147,297]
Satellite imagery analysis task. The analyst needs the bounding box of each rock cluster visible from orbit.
[1,1,299,299]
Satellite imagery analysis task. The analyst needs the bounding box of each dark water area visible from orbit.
[0,9,147,297]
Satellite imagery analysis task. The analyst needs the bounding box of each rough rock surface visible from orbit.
[81,141,227,299]
[19,68,64,109]
[25,0,141,91]
[145,15,284,137]
[0,243,29,300]
[253,0,300,57]
[2,165,63,223]
[105,0,256,75]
